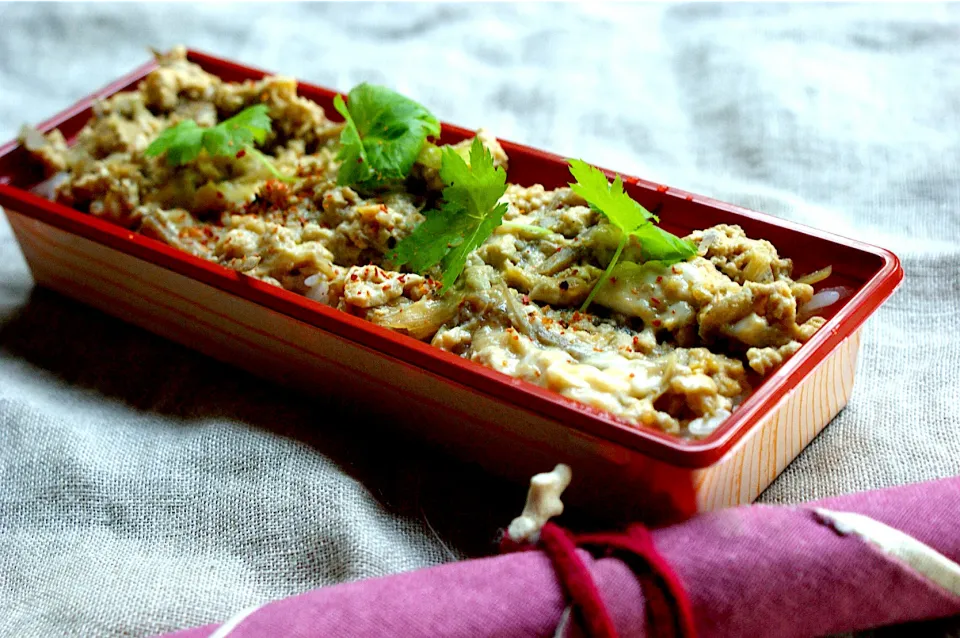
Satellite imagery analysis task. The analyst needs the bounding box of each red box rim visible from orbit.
[0,49,904,469]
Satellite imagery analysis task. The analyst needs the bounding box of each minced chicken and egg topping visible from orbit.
[22,48,831,439]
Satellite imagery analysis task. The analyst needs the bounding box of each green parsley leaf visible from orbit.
[334,83,441,189]
[144,105,292,181]
[636,224,700,264]
[388,137,508,292]
[200,104,271,156]
[568,159,696,311]
[144,119,205,166]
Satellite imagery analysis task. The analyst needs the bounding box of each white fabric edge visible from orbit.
[207,604,265,638]
[814,508,960,597]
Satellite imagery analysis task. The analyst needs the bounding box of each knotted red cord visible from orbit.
[576,524,697,638]
[538,523,620,638]
[501,522,697,638]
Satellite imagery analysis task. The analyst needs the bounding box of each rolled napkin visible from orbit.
[162,476,960,638]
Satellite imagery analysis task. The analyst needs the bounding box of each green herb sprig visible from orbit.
[387,137,508,292]
[333,84,440,189]
[144,105,293,181]
[568,159,696,311]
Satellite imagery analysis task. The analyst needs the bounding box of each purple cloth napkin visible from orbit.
[163,477,960,637]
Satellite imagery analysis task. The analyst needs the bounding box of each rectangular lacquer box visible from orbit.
[0,50,903,523]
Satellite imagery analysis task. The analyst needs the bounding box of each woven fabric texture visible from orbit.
[1,3,958,636]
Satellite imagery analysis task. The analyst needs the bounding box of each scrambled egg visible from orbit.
[24,48,827,439]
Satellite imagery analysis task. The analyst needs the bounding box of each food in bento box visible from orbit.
[22,47,836,439]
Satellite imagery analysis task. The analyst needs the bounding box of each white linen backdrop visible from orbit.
[0,3,958,636]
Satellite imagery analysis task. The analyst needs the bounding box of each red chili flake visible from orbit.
[521,295,531,304]
[629,373,635,379]
[381,284,391,291]
[650,296,661,306]
[652,319,662,327]
[357,158,363,164]
[555,247,562,253]
[656,276,663,283]
[379,204,388,212]
[216,191,224,199]
[350,273,359,281]
[236,149,247,159]
[609,276,617,283]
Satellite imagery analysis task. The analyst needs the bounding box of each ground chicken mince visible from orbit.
[24,48,828,439]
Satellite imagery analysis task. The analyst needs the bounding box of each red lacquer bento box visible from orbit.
[0,50,903,523]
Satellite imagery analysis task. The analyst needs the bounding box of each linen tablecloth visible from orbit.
[1,3,958,636]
